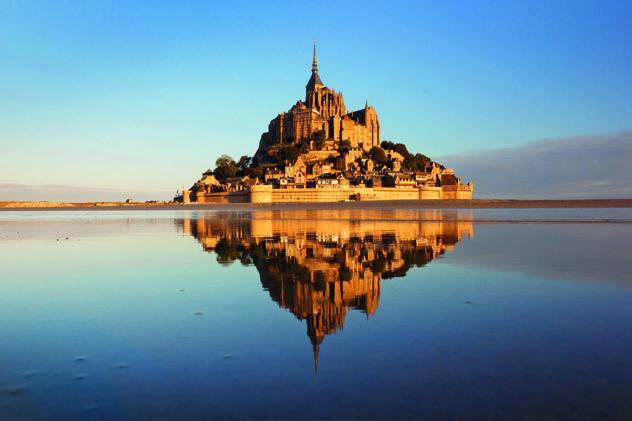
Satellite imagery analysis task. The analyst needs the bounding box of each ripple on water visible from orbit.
[3,385,26,395]
[81,405,99,414]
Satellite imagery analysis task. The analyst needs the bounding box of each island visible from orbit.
[178,45,473,204]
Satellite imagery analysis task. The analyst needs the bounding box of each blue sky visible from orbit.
[1,0,631,199]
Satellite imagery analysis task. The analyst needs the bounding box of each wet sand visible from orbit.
[1,198,631,211]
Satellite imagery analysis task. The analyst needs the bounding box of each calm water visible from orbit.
[1,209,631,420]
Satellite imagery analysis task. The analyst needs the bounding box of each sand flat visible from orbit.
[1,198,631,211]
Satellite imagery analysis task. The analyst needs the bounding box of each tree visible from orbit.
[297,140,310,153]
[277,145,300,164]
[266,145,300,167]
[339,139,351,153]
[393,143,410,158]
[381,140,410,158]
[368,146,388,165]
[215,154,235,169]
[246,166,263,180]
[313,138,325,150]
[237,155,251,171]
[235,155,252,177]
[312,129,327,150]
[213,154,238,181]
[403,153,431,171]
[313,130,326,141]
[266,145,280,160]
[381,140,395,150]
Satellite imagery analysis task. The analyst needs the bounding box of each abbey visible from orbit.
[179,45,473,204]
[256,45,380,157]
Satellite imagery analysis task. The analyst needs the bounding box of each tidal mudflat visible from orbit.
[1,209,631,419]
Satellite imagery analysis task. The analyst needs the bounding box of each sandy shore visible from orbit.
[1,198,631,211]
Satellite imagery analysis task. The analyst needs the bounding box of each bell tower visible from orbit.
[305,41,324,104]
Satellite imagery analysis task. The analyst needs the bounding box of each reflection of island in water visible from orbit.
[177,210,473,369]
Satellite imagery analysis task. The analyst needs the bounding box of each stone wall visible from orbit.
[419,186,443,200]
[197,191,250,204]
[249,185,443,203]
[441,184,474,200]
[191,185,469,203]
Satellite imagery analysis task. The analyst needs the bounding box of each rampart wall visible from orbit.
[190,184,471,203]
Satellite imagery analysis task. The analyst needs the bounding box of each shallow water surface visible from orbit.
[1,209,631,419]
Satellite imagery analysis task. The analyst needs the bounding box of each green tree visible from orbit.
[277,146,300,165]
[235,155,252,177]
[393,143,410,158]
[368,146,388,165]
[237,155,251,170]
[381,140,395,150]
[213,154,238,181]
[266,145,300,167]
[381,140,410,158]
[246,166,263,180]
[403,153,431,171]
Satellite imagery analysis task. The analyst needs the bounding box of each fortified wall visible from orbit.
[185,184,473,204]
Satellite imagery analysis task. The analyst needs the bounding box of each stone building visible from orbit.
[255,45,380,159]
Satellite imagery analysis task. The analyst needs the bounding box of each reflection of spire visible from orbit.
[313,343,320,375]
[307,315,325,376]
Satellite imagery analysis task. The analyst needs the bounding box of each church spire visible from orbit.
[312,40,318,73]
[306,40,324,92]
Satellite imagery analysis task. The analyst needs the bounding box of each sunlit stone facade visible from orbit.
[256,45,380,157]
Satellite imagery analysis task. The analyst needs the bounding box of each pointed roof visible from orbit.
[306,42,324,89]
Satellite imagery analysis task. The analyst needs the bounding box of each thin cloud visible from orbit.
[0,183,173,202]
[438,130,632,199]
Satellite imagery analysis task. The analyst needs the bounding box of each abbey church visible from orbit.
[256,45,381,157]
[180,45,473,204]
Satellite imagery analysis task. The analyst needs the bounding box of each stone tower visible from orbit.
[255,44,381,159]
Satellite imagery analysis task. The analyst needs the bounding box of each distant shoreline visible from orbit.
[1,198,631,211]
